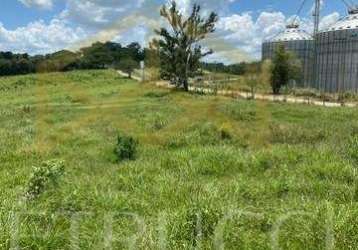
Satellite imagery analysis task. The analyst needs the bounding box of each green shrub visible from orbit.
[114,134,138,161]
[220,127,232,140]
[347,135,358,163]
[219,123,235,141]
[25,160,65,200]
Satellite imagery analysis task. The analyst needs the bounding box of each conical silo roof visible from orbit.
[268,24,313,42]
[322,9,358,32]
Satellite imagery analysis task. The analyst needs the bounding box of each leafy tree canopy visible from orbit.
[270,45,302,94]
[0,42,145,77]
[116,58,139,79]
[153,1,218,91]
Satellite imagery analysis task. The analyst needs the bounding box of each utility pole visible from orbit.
[313,0,321,37]
[140,61,145,82]
[313,0,321,89]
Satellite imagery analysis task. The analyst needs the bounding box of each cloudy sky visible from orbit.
[0,0,352,62]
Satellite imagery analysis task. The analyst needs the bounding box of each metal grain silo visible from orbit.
[262,24,314,88]
[315,9,358,93]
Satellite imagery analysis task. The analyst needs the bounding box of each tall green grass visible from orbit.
[0,70,357,249]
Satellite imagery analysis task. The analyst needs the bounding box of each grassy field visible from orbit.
[0,69,358,249]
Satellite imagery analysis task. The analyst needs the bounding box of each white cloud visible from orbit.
[3,0,343,63]
[113,25,148,46]
[215,11,287,60]
[319,12,340,30]
[61,0,146,28]
[174,0,238,15]
[0,19,86,54]
[19,0,53,9]
[215,10,341,61]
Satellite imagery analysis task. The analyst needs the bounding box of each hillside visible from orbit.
[0,70,357,249]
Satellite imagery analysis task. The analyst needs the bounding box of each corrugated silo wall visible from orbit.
[316,29,358,93]
[262,41,314,88]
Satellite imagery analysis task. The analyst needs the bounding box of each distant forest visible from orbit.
[0,42,145,76]
[201,61,261,75]
[0,42,259,77]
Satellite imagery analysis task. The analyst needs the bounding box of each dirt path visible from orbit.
[154,80,357,108]
[25,72,356,110]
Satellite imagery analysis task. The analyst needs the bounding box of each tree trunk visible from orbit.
[272,82,280,95]
[183,79,189,92]
[183,48,192,92]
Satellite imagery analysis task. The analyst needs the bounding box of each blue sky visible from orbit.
[1,0,348,27]
[1,1,65,29]
[0,0,352,61]
[231,0,347,17]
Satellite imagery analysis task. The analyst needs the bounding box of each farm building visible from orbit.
[262,0,358,93]
[315,9,358,93]
[262,24,315,88]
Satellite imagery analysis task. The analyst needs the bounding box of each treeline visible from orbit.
[0,42,262,77]
[0,42,146,76]
[0,52,35,76]
[201,61,261,75]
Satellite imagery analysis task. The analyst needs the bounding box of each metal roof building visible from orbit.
[262,24,315,88]
[315,9,358,92]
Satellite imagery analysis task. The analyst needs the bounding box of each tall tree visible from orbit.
[80,42,114,69]
[270,45,290,94]
[116,58,138,79]
[153,1,218,91]
[287,55,303,86]
[126,42,145,62]
[270,45,303,94]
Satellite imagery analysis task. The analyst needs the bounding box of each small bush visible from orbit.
[114,134,138,161]
[347,135,358,163]
[219,123,233,140]
[25,160,65,200]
